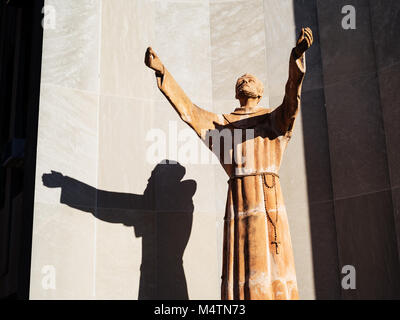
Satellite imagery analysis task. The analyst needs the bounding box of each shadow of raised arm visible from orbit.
[42,170,147,226]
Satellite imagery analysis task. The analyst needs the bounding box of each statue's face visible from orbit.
[235,74,264,100]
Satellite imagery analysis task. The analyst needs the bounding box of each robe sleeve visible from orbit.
[272,48,306,138]
[156,67,222,140]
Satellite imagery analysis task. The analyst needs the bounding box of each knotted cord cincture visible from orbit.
[228,171,280,254]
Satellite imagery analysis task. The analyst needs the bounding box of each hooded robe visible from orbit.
[155,48,306,300]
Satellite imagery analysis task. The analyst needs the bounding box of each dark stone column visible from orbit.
[316,0,400,299]
[369,0,400,268]
[293,0,340,299]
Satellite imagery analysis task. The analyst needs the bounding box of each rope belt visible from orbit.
[228,172,281,255]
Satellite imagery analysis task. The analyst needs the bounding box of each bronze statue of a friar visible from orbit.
[145,27,313,300]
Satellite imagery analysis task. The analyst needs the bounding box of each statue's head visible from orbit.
[235,73,264,101]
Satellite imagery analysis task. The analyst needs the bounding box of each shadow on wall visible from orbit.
[293,0,341,299]
[42,160,196,300]
[293,0,400,299]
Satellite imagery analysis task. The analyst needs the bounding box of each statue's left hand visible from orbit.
[294,27,313,59]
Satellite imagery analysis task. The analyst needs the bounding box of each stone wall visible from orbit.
[30,0,400,299]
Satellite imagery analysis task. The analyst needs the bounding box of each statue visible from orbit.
[145,27,313,300]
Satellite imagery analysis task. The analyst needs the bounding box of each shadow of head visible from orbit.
[132,160,197,251]
[144,160,197,212]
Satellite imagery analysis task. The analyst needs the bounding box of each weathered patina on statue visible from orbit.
[145,28,313,300]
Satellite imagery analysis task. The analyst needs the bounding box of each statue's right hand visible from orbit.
[145,47,164,74]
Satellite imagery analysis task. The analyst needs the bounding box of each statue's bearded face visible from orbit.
[235,74,264,100]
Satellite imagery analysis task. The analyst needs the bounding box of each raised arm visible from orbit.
[145,47,222,139]
[273,28,313,137]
